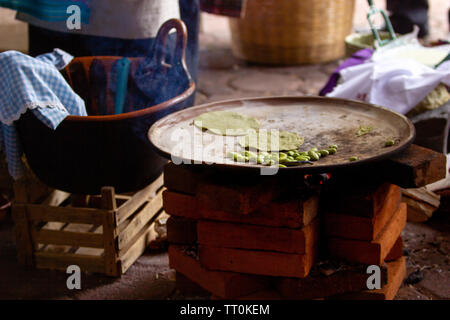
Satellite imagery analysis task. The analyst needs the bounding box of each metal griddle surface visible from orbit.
[148,96,415,172]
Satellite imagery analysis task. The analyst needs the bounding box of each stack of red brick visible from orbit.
[163,163,407,300]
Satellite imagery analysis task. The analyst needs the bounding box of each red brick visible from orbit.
[175,272,210,297]
[329,256,406,300]
[168,245,269,298]
[164,163,200,195]
[167,216,197,245]
[324,184,401,241]
[327,203,407,265]
[163,190,201,219]
[324,183,394,218]
[163,190,318,228]
[199,245,317,278]
[212,290,282,300]
[197,219,319,254]
[196,181,278,215]
[276,261,388,300]
[385,237,404,262]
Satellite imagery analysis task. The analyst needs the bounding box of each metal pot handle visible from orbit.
[152,18,191,80]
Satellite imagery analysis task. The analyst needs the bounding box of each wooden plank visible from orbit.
[197,219,319,254]
[38,222,70,253]
[13,176,50,204]
[164,190,319,228]
[101,187,117,211]
[403,196,437,222]
[35,251,105,274]
[277,262,388,300]
[199,245,317,278]
[32,229,104,248]
[74,225,104,257]
[386,237,403,262]
[169,246,269,299]
[323,184,401,240]
[12,204,34,266]
[26,204,107,224]
[101,187,119,277]
[119,225,155,274]
[330,144,447,189]
[42,190,70,207]
[13,180,29,203]
[327,203,407,265]
[164,163,202,195]
[167,216,197,245]
[384,144,446,188]
[402,187,440,222]
[175,272,211,297]
[322,182,395,218]
[117,191,163,250]
[116,174,163,224]
[70,194,90,207]
[402,187,440,207]
[330,257,407,300]
[197,181,278,215]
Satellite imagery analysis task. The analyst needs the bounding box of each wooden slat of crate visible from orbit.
[12,204,34,266]
[74,225,104,257]
[37,222,70,252]
[32,228,104,248]
[35,251,105,274]
[118,189,164,250]
[25,204,107,225]
[117,175,163,224]
[42,190,71,207]
[118,220,159,274]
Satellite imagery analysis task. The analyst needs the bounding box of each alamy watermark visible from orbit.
[66,265,81,290]
[366,265,382,290]
[66,5,82,30]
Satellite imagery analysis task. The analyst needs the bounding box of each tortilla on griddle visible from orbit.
[193,111,260,136]
[239,130,304,151]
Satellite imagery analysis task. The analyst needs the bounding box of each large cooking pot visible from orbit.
[15,19,195,195]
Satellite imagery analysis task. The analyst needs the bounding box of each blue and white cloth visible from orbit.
[0,49,87,180]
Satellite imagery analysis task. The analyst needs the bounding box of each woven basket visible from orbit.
[229,0,356,65]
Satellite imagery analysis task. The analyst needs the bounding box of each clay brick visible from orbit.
[323,182,394,218]
[163,190,318,228]
[212,290,282,300]
[175,272,210,297]
[197,219,319,254]
[385,237,404,262]
[168,245,269,298]
[385,144,447,188]
[163,190,201,219]
[167,216,197,245]
[276,261,388,300]
[164,163,201,195]
[330,145,447,189]
[197,181,278,215]
[324,184,401,240]
[330,256,406,300]
[327,203,407,265]
[198,245,317,278]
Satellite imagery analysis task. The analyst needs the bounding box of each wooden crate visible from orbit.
[12,175,165,277]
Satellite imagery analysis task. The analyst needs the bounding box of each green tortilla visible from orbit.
[239,130,304,151]
[193,111,260,136]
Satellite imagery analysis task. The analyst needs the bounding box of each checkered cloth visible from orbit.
[0,49,87,180]
[200,0,244,17]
